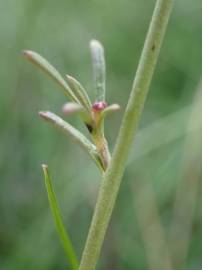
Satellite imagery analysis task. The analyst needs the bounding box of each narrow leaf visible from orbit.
[90,40,106,101]
[23,50,79,103]
[42,164,78,270]
[66,75,92,112]
[62,102,84,114]
[62,102,91,123]
[101,104,120,119]
[95,104,120,129]
[39,111,104,171]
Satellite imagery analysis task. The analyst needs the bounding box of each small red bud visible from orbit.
[92,101,108,112]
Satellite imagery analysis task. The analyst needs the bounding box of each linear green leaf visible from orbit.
[90,40,106,101]
[66,75,92,113]
[101,104,120,119]
[62,102,92,124]
[62,102,84,115]
[95,104,120,131]
[23,50,79,103]
[42,164,78,270]
[39,111,104,171]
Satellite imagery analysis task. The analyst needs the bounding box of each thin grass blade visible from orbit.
[42,164,79,270]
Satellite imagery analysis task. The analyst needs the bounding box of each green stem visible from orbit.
[79,1,174,270]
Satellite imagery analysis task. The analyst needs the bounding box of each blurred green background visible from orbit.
[1,0,202,269]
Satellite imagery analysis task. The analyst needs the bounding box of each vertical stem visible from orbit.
[79,1,174,270]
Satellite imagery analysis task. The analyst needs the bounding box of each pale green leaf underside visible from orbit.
[90,40,106,102]
[39,111,104,171]
[66,75,92,113]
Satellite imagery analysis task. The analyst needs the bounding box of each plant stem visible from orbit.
[79,1,174,270]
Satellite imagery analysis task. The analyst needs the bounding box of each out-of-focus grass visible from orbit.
[0,0,202,269]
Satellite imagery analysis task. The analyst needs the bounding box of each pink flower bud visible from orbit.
[92,101,108,112]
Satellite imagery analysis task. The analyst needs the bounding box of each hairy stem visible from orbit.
[79,1,174,269]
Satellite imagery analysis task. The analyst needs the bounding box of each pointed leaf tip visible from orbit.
[22,50,32,58]
[42,164,48,170]
[38,111,50,121]
[22,50,78,103]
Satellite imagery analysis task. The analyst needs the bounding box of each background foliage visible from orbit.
[0,0,202,269]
